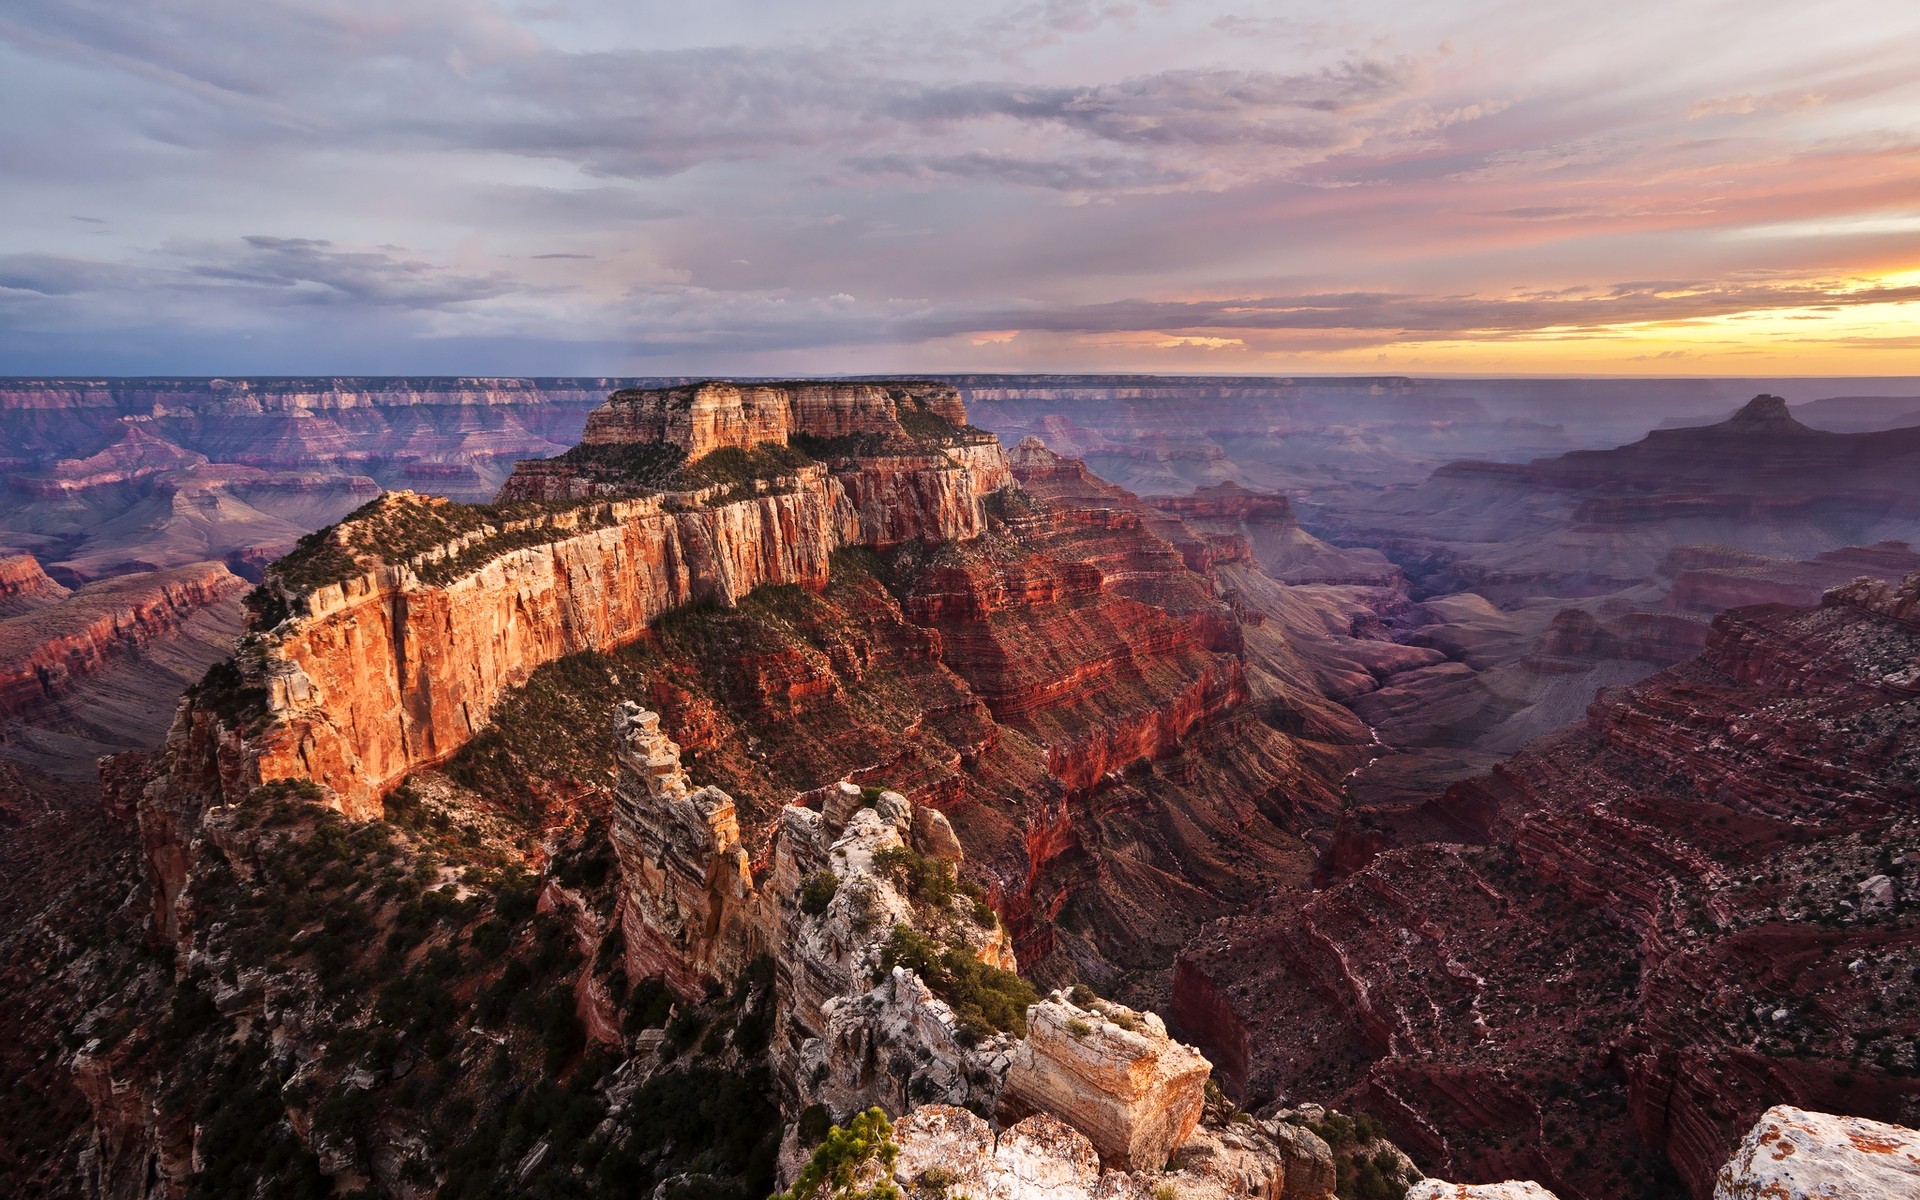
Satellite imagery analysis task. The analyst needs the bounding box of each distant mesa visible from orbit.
[1721,393,1801,431]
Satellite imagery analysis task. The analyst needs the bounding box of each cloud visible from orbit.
[4,0,1920,373]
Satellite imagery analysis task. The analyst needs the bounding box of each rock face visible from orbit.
[1712,1105,1920,1200]
[0,553,67,616]
[135,391,1356,1007]
[610,703,761,998]
[606,703,1232,1166]
[609,704,1016,1115]
[579,380,970,459]
[1001,994,1211,1168]
[160,413,1010,817]
[1176,577,1920,1198]
[892,1105,1341,1200]
[0,562,244,723]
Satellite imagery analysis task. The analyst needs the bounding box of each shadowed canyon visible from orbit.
[2,376,1919,1200]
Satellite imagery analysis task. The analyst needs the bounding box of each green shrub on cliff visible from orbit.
[880,925,1037,1041]
[773,1107,899,1200]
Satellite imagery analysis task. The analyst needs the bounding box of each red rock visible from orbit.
[0,553,67,616]
[1175,578,1920,1199]
[0,562,246,724]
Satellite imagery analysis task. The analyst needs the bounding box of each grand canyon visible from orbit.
[2,371,1918,1200]
[9,4,1920,1195]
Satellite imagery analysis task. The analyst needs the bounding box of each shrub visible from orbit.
[801,870,839,916]
[773,1107,900,1200]
[871,846,957,909]
[881,925,1039,1039]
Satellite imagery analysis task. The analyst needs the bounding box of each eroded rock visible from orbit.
[1001,993,1212,1169]
[1712,1105,1920,1200]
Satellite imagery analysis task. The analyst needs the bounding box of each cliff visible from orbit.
[0,553,66,617]
[605,702,1230,1173]
[0,562,246,724]
[578,380,972,459]
[152,390,1010,818]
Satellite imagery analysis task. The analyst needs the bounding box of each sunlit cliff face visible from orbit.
[1,0,1917,374]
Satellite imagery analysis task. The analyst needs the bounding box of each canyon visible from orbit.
[3,375,1920,1200]
[1172,574,1920,1198]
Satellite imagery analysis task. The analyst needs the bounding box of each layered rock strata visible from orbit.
[0,553,67,616]
[0,562,246,723]
[1001,994,1211,1169]
[579,380,971,459]
[155,417,1009,818]
[608,703,1210,1153]
[1175,577,1920,1198]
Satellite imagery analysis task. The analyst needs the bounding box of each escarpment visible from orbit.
[135,387,1357,1001]
[149,382,1013,819]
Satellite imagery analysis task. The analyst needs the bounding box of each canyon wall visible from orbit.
[1174,576,1920,1198]
[0,562,245,723]
[221,447,1008,817]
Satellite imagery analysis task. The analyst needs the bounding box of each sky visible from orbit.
[2,0,1919,377]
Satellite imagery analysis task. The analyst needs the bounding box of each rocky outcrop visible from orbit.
[608,703,1237,1171]
[0,562,246,723]
[1407,1184,1558,1200]
[1712,1105,1920,1200]
[1429,1105,1920,1200]
[0,554,67,616]
[608,705,1016,1115]
[1151,483,1399,588]
[610,704,762,998]
[1001,994,1211,1169]
[162,427,1008,817]
[892,1105,1342,1200]
[580,380,970,459]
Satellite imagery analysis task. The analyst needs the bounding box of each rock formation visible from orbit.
[1001,994,1211,1169]
[1324,396,1920,603]
[0,553,67,615]
[0,562,248,779]
[607,702,1231,1171]
[0,562,245,722]
[610,703,762,997]
[1712,1105,1920,1200]
[1408,1105,1920,1200]
[151,383,1011,818]
[578,380,971,460]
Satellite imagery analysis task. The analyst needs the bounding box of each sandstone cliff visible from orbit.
[158,404,1009,818]
[578,380,971,460]
[0,553,66,616]
[606,701,1227,1173]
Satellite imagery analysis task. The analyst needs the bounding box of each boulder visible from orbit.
[1713,1105,1920,1200]
[1001,993,1212,1169]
